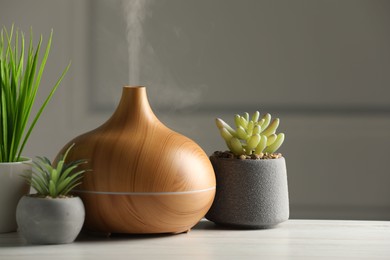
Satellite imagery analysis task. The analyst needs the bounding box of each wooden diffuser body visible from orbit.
[58,86,216,234]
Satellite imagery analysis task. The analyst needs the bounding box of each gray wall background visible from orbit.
[1,0,390,220]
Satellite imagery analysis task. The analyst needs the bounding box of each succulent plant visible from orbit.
[215,111,285,156]
[25,144,88,198]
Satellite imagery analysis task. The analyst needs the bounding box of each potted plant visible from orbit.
[205,111,289,228]
[0,25,70,233]
[16,144,88,244]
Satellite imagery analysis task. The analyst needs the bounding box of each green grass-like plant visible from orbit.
[26,144,88,198]
[216,111,285,156]
[0,25,70,162]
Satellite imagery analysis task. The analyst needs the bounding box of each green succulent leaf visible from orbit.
[243,112,249,122]
[267,134,277,146]
[25,144,89,198]
[57,171,85,195]
[260,113,271,130]
[225,140,234,151]
[63,159,88,170]
[36,156,53,173]
[247,121,254,136]
[234,114,241,128]
[255,135,268,155]
[51,169,58,185]
[251,111,260,122]
[215,118,236,136]
[230,137,244,155]
[215,118,225,129]
[57,164,80,184]
[31,175,48,194]
[264,133,285,154]
[219,127,233,142]
[262,118,280,136]
[49,180,56,197]
[61,181,84,197]
[237,126,249,140]
[253,125,261,135]
[247,134,261,150]
[32,161,47,175]
[239,116,248,128]
[258,118,265,127]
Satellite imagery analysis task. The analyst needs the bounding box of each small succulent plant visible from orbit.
[215,111,285,157]
[25,144,88,198]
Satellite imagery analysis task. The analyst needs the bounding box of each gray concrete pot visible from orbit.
[16,196,85,244]
[206,156,289,228]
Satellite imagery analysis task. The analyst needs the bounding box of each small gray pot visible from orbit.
[206,156,289,228]
[16,196,85,244]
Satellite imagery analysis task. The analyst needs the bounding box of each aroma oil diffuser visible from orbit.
[57,86,216,234]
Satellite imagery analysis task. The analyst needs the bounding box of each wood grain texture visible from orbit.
[76,190,215,234]
[57,86,216,234]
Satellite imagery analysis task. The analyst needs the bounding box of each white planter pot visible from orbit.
[0,158,32,233]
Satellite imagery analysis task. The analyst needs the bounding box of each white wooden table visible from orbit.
[1,219,389,259]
